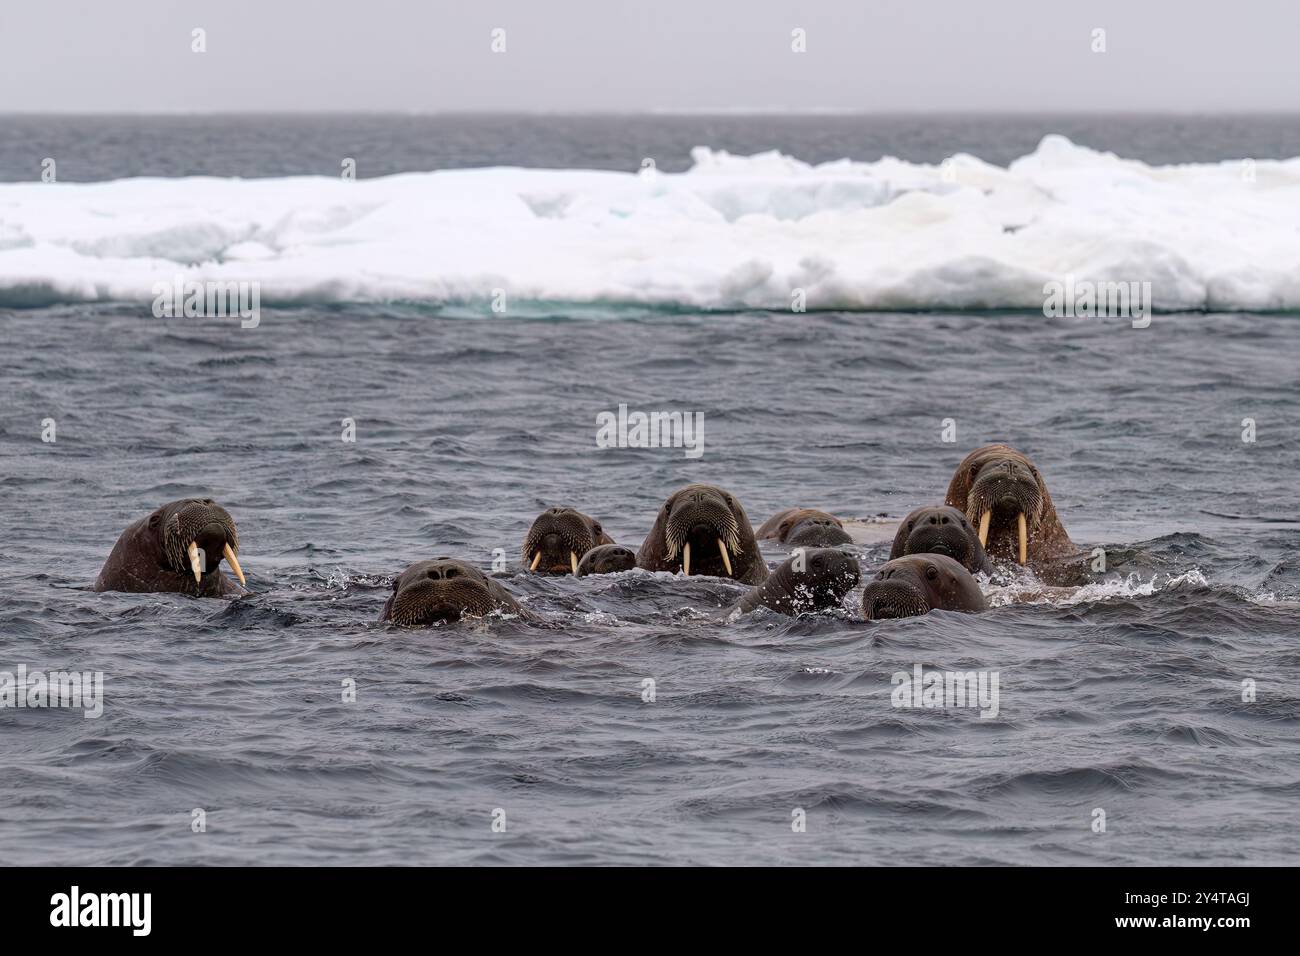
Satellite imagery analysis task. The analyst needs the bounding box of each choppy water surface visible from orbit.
[2,307,1298,865]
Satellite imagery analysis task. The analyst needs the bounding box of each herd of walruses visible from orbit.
[93,443,1078,624]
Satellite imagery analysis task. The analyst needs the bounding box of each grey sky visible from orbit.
[1,0,1296,113]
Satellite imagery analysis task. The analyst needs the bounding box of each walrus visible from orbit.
[380,558,525,624]
[890,505,994,574]
[732,547,860,616]
[636,483,769,584]
[94,498,247,597]
[522,506,614,575]
[576,544,637,576]
[943,443,1075,573]
[755,508,853,547]
[861,554,986,620]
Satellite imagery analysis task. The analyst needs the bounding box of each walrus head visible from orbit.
[522,506,612,575]
[153,498,245,586]
[778,547,862,611]
[382,558,520,625]
[945,444,1054,566]
[732,546,860,617]
[657,483,749,579]
[762,508,853,547]
[891,504,991,574]
[861,554,985,620]
[576,544,637,576]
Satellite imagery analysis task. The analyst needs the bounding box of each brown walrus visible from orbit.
[636,483,768,585]
[755,508,853,547]
[944,444,1075,577]
[890,504,994,574]
[522,506,614,575]
[380,558,526,624]
[731,547,860,616]
[861,554,986,620]
[94,498,247,597]
[576,544,638,576]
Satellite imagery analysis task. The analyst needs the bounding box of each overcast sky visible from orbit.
[1,0,1296,113]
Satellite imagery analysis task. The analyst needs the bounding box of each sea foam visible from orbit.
[2,135,1298,312]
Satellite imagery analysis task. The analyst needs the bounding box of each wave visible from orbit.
[2,135,1299,312]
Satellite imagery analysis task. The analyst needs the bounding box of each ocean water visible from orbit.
[2,116,1299,865]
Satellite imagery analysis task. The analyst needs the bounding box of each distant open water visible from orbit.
[1,116,1299,865]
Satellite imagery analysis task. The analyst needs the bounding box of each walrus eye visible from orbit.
[445,568,459,579]
[591,523,602,535]
[925,566,939,581]
[906,522,913,532]
[148,514,161,527]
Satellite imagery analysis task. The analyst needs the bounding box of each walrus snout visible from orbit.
[862,577,931,620]
[383,558,522,625]
[160,498,245,586]
[965,461,1043,564]
[664,489,741,577]
[522,506,610,575]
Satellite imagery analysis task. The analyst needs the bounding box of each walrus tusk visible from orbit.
[570,551,579,575]
[682,541,691,576]
[187,541,203,582]
[1017,512,1028,565]
[977,511,991,547]
[529,551,542,571]
[223,543,246,585]
[718,538,733,576]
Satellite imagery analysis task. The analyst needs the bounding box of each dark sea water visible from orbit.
[2,116,1299,866]
[5,112,1300,181]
